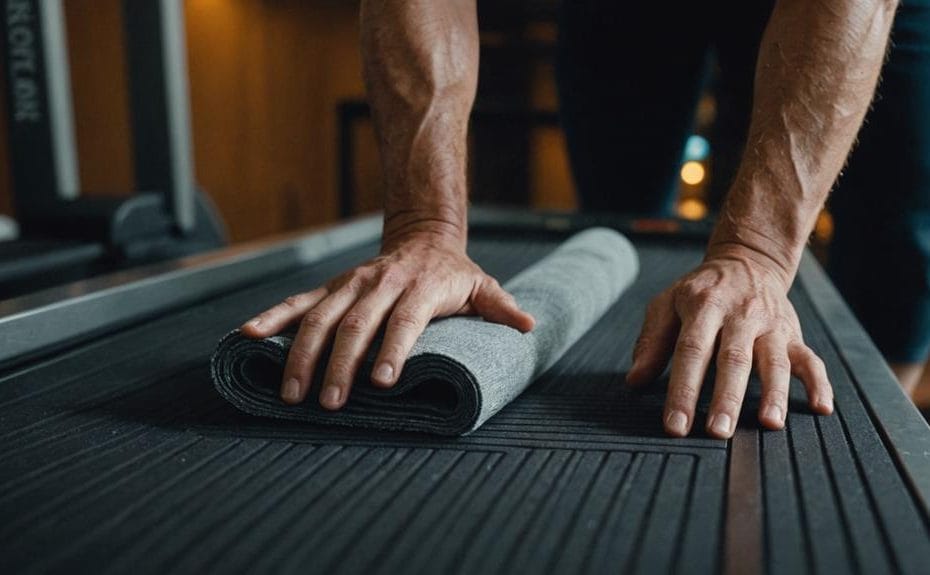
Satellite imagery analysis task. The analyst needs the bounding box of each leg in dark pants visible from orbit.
[557,2,711,216]
[557,2,775,215]
[828,1,930,385]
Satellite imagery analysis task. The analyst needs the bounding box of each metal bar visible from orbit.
[39,0,78,200]
[160,0,195,232]
[0,215,382,369]
[123,0,195,233]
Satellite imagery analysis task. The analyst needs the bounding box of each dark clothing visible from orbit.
[557,0,930,363]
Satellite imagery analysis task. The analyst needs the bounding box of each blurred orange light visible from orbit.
[814,210,834,242]
[681,161,705,186]
[677,198,708,221]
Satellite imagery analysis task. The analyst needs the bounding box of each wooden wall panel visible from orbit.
[0,1,574,241]
[185,0,277,241]
[185,0,366,242]
[64,0,133,195]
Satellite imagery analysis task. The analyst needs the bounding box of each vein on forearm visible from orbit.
[713,0,899,276]
[360,0,478,243]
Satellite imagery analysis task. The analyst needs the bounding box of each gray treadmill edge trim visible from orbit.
[798,251,930,516]
[0,215,383,368]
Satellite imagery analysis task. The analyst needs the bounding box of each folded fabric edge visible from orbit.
[210,330,483,436]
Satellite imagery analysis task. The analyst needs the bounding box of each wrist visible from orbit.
[709,175,821,285]
[707,210,805,292]
[382,208,467,253]
[704,237,796,292]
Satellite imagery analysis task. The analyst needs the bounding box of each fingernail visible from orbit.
[762,405,783,424]
[321,386,342,409]
[710,413,732,436]
[665,410,688,435]
[281,378,300,403]
[821,396,834,413]
[373,363,394,384]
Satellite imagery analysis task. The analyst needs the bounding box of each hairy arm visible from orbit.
[361,0,476,246]
[712,0,898,280]
[630,0,899,438]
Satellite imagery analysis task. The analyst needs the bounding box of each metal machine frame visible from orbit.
[0,0,224,293]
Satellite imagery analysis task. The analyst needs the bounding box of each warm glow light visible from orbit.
[680,161,705,185]
[677,198,708,221]
[814,210,834,242]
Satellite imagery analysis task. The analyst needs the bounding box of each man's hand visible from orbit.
[627,244,833,439]
[241,231,534,411]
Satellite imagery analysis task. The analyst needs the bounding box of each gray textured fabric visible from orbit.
[211,228,639,435]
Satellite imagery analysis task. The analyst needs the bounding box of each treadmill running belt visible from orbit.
[1,231,928,574]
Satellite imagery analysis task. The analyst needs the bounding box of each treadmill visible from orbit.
[0,207,928,574]
[0,0,226,301]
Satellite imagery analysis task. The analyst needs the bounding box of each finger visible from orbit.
[706,322,758,439]
[320,285,405,410]
[241,288,329,338]
[664,306,725,437]
[279,288,359,405]
[469,277,536,332]
[754,332,791,430]
[788,342,834,415]
[371,290,438,388]
[627,291,680,387]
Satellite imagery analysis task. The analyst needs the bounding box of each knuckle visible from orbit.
[718,347,752,370]
[390,309,424,332]
[482,276,502,291]
[344,269,371,292]
[765,388,789,405]
[339,312,370,336]
[668,382,700,405]
[287,345,314,368]
[300,310,328,331]
[677,280,702,299]
[327,359,354,382]
[714,389,744,411]
[762,353,791,372]
[282,294,304,309]
[694,291,726,311]
[676,335,707,359]
[377,267,405,290]
[803,352,826,374]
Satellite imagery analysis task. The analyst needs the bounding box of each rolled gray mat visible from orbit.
[210,227,639,435]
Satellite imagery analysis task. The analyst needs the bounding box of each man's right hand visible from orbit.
[240,230,535,411]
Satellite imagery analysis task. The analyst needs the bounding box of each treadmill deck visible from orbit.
[1,217,929,574]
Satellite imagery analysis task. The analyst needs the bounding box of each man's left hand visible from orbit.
[627,244,834,439]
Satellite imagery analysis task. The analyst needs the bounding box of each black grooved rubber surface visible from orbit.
[1,233,928,574]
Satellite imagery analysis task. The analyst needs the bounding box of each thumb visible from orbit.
[469,277,536,332]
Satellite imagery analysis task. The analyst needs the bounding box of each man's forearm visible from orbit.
[360,0,478,249]
[711,0,899,285]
